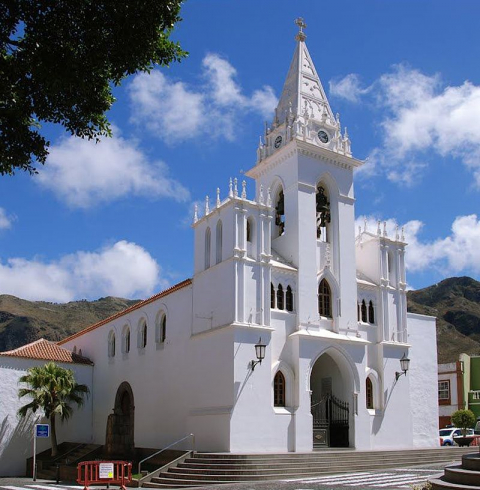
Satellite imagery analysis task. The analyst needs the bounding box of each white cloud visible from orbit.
[0,208,14,230]
[38,130,190,208]
[346,65,480,187]
[329,74,370,103]
[356,214,480,276]
[128,53,277,143]
[0,240,164,302]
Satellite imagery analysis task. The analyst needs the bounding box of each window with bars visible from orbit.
[271,283,275,309]
[274,371,286,407]
[438,380,450,401]
[318,279,332,318]
[140,321,147,349]
[366,377,374,409]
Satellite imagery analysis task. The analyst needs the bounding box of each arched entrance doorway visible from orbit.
[310,350,353,448]
[105,381,135,457]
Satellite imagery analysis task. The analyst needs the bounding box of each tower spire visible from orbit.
[274,18,335,129]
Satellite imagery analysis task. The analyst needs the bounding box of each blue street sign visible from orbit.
[35,424,49,438]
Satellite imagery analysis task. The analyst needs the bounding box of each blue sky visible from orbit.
[1,0,480,302]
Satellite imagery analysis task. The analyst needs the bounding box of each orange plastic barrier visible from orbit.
[77,460,132,490]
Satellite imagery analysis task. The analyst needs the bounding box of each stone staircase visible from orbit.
[430,452,480,489]
[141,447,473,489]
[37,443,102,480]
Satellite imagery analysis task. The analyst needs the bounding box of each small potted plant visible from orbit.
[451,409,476,447]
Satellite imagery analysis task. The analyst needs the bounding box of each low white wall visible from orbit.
[0,357,93,476]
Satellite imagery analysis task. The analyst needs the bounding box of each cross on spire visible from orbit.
[295,17,307,41]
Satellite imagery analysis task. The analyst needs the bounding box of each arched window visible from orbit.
[216,220,222,265]
[140,321,147,349]
[274,371,286,407]
[361,300,367,323]
[160,315,166,343]
[318,279,332,318]
[275,189,285,236]
[124,327,131,354]
[271,283,275,309]
[277,284,284,310]
[286,286,293,312]
[366,377,374,409]
[368,301,375,324]
[108,331,115,358]
[246,218,253,243]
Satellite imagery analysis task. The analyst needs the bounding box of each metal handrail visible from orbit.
[137,433,195,476]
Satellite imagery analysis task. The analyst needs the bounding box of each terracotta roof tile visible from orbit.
[57,278,192,345]
[0,338,93,365]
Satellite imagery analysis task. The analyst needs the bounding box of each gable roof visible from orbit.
[0,338,93,365]
[57,278,192,345]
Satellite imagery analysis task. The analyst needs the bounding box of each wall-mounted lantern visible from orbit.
[251,338,266,371]
[395,353,410,381]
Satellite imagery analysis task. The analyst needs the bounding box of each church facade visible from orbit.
[0,21,439,474]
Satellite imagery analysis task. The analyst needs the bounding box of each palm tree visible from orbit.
[18,362,90,457]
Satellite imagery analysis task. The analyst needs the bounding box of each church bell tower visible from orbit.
[246,18,364,332]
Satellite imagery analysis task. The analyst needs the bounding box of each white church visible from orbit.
[0,19,439,475]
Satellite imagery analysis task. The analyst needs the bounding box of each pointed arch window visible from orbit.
[318,279,332,318]
[361,300,367,323]
[316,184,331,241]
[366,377,374,409]
[275,189,285,236]
[286,286,293,312]
[274,371,286,407]
[205,227,211,269]
[368,301,375,324]
[246,218,252,243]
[277,284,284,310]
[216,220,222,265]
[271,283,275,309]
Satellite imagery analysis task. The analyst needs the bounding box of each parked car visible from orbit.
[439,427,474,446]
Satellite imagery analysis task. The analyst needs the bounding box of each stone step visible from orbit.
[444,466,480,486]
[140,447,473,489]
[430,477,480,490]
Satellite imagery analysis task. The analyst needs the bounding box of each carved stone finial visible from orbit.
[395,225,399,241]
[193,204,198,223]
[259,185,264,205]
[241,180,247,199]
[383,221,387,237]
[377,221,381,236]
[358,226,362,236]
[233,178,238,197]
[205,196,210,215]
[295,17,307,41]
[229,178,233,198]
[216,188,221,207]
[401,226,405,242]
[267,187,272,207]
[364,218,367,232]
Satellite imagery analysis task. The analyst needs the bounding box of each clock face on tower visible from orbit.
[274,135,283,148]
[318,130,329,144]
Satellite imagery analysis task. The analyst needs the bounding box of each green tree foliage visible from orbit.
[18,361,90,456]
[0,0,186,175]
[451,408,476,436]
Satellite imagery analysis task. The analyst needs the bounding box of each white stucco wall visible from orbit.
[0,357,93,476]
[407,312,439,447]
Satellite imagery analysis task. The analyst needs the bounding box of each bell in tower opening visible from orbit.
[316,185,331,240]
